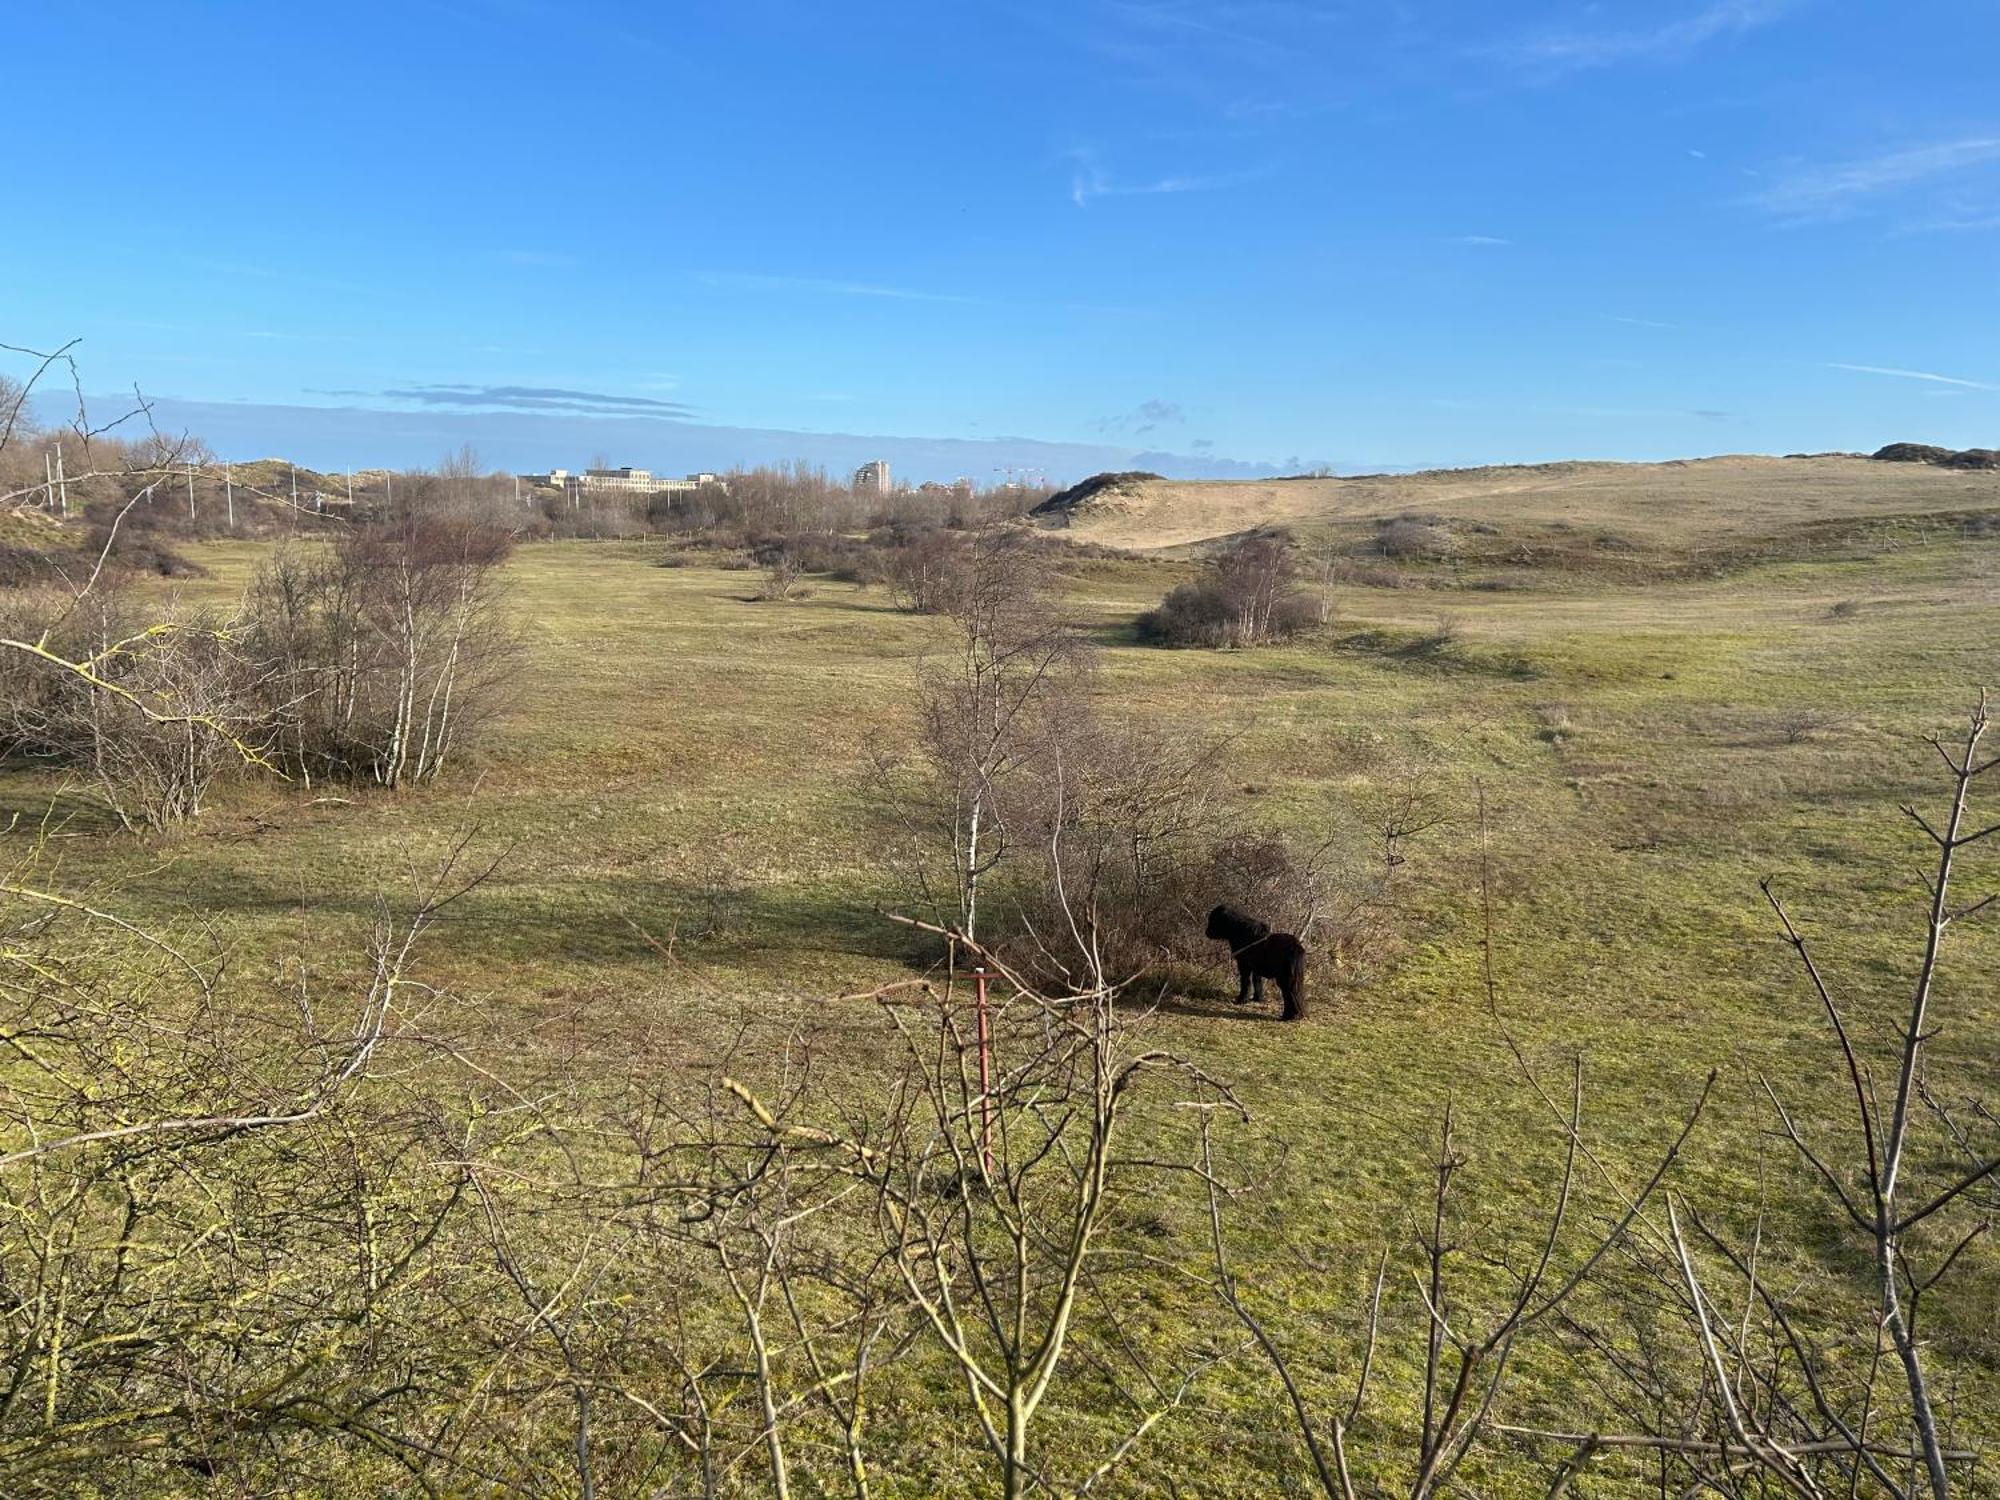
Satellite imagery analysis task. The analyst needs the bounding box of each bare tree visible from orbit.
[902,533,1092,952]
[724,922,1241,1499]
[0,835,502,1488]
[1204,1060,1713,1498]
[0,339,198,513]
[1674,694,1999,1499]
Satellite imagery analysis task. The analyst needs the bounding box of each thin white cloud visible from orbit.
[1452,234,1513,246]
[696,271,978,305]
[1102,0,1283,56]
[1898,210,2000,235]
[1829,363,1998,392]
[1502,0,1788,72]
[1610,315,1677,329]
[1756,137,2000,220]
[1068,149,1261,207]
[496,249,579,269]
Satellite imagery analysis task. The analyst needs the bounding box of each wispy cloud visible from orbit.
[1451,234,1513,246]
[1030,0,1387,123]
[188,257,376,296]
[1102,0,1286,58]
[1500,0,1789,73]
[1896,208,2000,235]
[695,271,978,304]
[1828,363,1998,392]
[1756,137,2000,220]
[319,384,700,417]
[495,249,579,269]
[1609,315,1677,329]
[1067,149,1261,207]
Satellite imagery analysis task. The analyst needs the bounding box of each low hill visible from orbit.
[1030,455,2000,557]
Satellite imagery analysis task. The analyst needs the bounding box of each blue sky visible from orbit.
[8,1,1998,481]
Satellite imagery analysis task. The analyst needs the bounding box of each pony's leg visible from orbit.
[1235,958,1253,1003]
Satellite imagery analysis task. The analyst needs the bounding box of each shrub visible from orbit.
[1938,446,2000,470]
[755,549,807,600]
[0,587,258,829]
[1423,610,1465,649]
[1135,534,1318,648]
[1375,516,1453,560]
[1871,442,1954,464]
[885,527,967,613]
[241,518,516,788]
[1776,706,1849,744]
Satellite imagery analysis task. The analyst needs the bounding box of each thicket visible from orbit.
[0,514,515,825]
[878,531,1406,991]
[241,516,518,787]
[1136,533,1324,648]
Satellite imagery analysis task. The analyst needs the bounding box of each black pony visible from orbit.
[1205,905,1307,1021]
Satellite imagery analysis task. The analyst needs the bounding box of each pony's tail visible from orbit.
[1285,944,1308,1021]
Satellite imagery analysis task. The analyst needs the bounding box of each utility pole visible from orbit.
[54,442,68,518]
[290,464,298,508]
[187,461,196,522]
[346,469,354,507]
[225,463,235,529]
[44,452,53,511]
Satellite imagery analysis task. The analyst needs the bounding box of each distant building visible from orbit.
[519,466,728,497]
[580,466,659,492]
[853,460,891,495]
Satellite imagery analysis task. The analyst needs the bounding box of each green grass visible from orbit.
[10,530,2000,1493]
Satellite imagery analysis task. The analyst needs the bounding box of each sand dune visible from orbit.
[1032,456,2000,552]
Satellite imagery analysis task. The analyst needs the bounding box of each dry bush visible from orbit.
[1533,702,1574,744]
[1136,534,1320,649]
[885,537,1418,994]
[885,526,970,613]
[1775,705,1849,744]
[645,914,1247,1498]
[241,517,517,788]
[754,547,808,600]
[0,843,498,1490]
[1374,514,1455,561]
[1326,557,1408,590]
[0,587,265,830]
[1424,610,1465,649]
[747,529,884,587]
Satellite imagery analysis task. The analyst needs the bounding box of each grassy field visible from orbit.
[8,505,2000,1492]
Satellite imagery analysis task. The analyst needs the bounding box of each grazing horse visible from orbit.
[1205,905,1308,1021]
